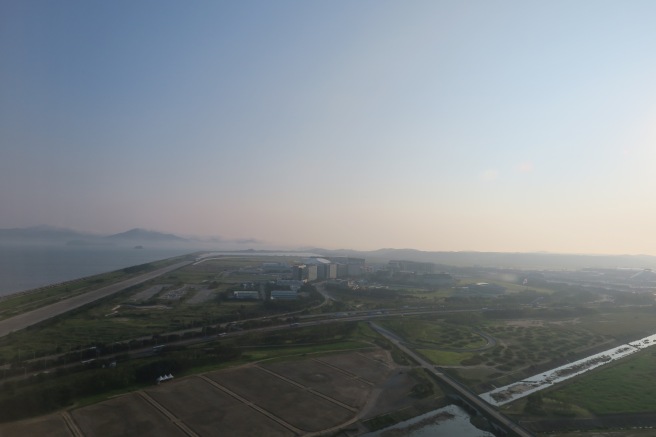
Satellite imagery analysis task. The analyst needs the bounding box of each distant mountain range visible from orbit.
[3,226,656,270]
[105,228,187,242]
[0,226,190,247]
[0,226,269,251]
[308,247,656,270]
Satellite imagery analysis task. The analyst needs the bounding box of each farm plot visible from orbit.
[0,350,403,437]
[71,393,187,437]
[0,413,72,437]
[317,352,392,384]
[262,358,372,408]
[207,366,354,432]
[146,376,293,437]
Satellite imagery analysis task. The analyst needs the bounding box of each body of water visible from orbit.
[365,405,494,437]
[0,244,192,296]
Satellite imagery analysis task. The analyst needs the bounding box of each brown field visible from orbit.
[71,393,187,437]
[207,366,354,432]
[146,377,293,437]
[0,413,72,437]
[317,351,392,384]
[261,359,372,407]
[1,350,410,437]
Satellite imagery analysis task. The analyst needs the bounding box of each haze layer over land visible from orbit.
[2,1,656,254]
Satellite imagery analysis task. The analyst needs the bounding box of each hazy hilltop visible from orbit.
[105,228,187,242]
[0,226,189,248]
[0,226,270,251]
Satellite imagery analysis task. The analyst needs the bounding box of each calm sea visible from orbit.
[0,245,193,296]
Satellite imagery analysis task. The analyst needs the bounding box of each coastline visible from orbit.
[0,245,193,297]
[0,259,193,338]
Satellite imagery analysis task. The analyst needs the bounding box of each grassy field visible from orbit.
[325,286,447,310]
[373,310,625,395]
[418,349,472,365]
[577,307,656,340]
[543,349,656,415]
[461,275,555,295]
[378,316,487,350]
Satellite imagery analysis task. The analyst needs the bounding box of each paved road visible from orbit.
[0,260,193,338]
[370,322,534,437]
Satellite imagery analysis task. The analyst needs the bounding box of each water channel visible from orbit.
[364,404,494,437]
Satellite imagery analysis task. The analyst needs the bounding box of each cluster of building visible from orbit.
[229,257,467,301]
[231,257,366,301]
[231,282,302,301]
[292,257,366,281]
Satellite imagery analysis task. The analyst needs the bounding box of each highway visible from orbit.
[0,260,193,338]
[370,322,534,437]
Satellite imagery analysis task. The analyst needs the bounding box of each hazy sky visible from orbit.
[2,1,656,253]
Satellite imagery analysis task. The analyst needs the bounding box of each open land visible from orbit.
[3,254,656,435]
[1,350,426,437]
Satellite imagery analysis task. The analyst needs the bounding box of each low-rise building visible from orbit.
[233,290,261,300]
[270,290,298,300]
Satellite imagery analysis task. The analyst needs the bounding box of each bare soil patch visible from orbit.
[71,393,187,437]
[317,351,392,384]
[207,366,354,432]
[146,376,293,437]
[0,413,72,437]
[262,359,372,408]
[0,349,425,436]
[361,370,419,420]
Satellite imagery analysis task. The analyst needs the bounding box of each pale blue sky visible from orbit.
[2,1,656,253]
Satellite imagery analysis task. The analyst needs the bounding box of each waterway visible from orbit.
[364,404,494,437]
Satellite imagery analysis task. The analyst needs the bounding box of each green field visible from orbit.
[543,349,656,415]
[379,316,487,350]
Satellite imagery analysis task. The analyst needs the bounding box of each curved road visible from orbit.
[0,260,193,338]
